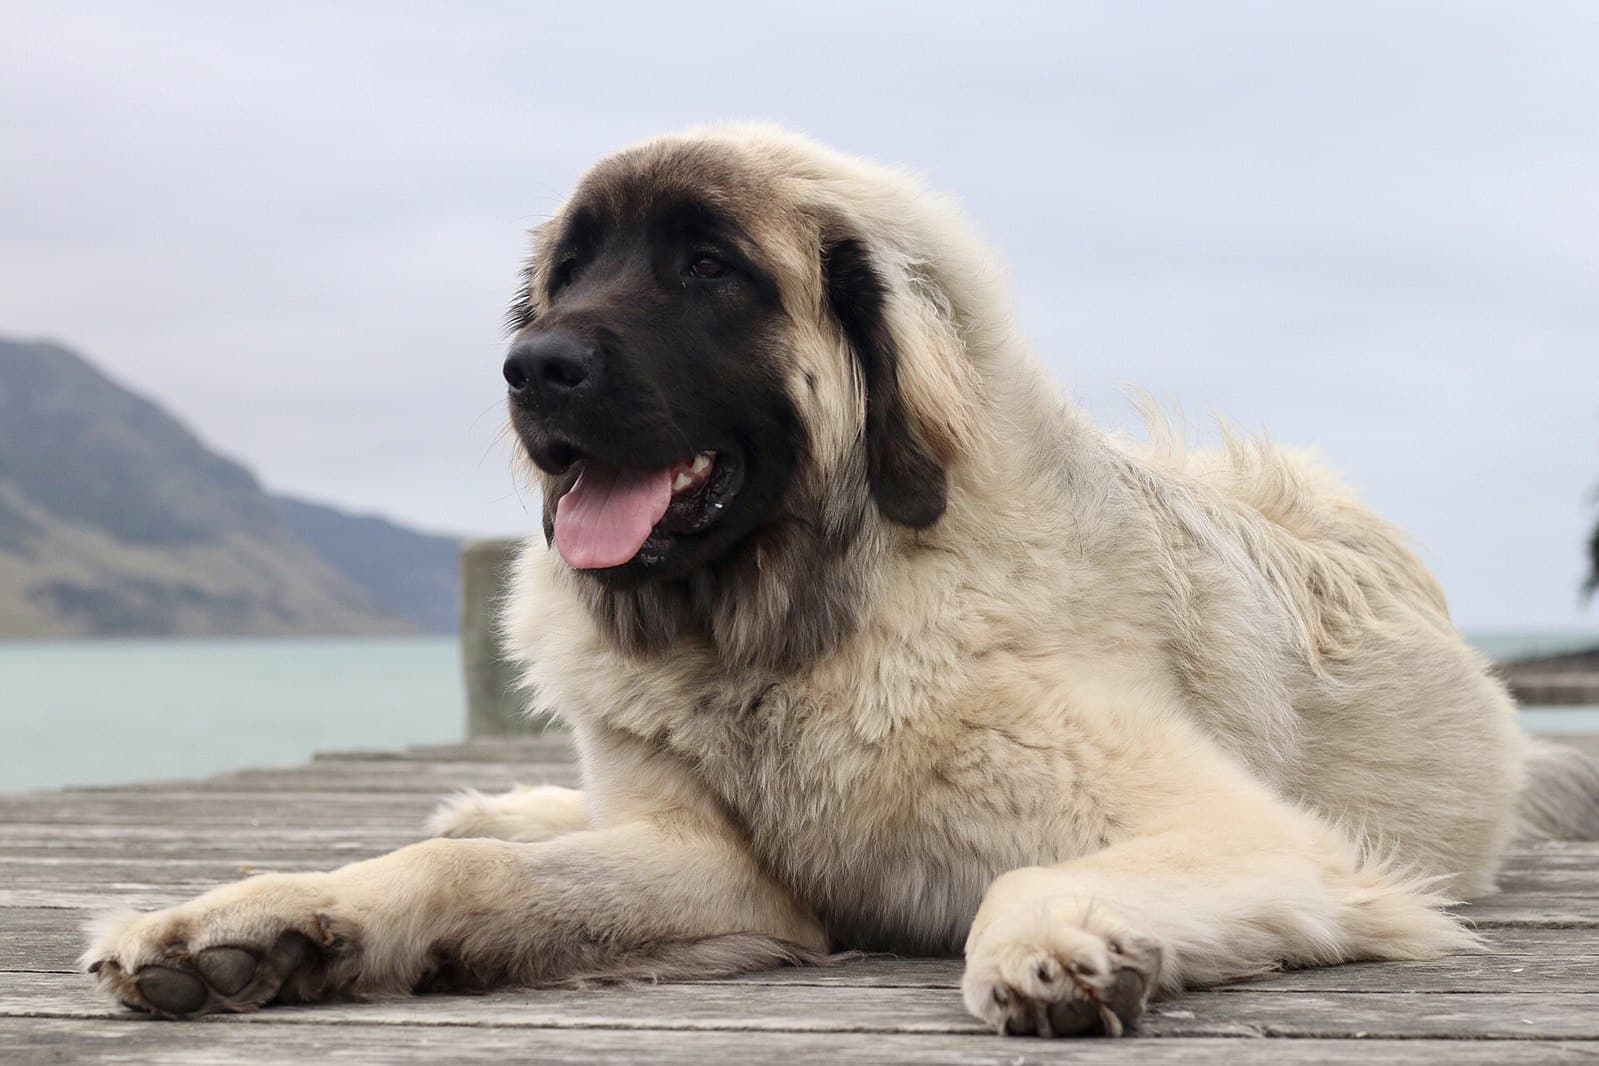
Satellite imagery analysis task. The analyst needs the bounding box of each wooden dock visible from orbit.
[4,734,1598,1064]
[1497,645,1599,705]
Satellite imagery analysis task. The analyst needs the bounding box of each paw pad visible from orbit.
[92,929,327,1018]
[135,966,208,1015]
[195,947,257,996]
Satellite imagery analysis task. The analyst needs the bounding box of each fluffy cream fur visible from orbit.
[84,126,1589,1037]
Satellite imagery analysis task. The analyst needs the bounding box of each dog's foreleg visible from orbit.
[85,813,825,1017]
[961,753,1474,1037]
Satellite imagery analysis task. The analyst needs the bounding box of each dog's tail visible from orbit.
[1517,737,1599,840]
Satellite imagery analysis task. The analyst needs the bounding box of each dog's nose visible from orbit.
[503,331,596,406]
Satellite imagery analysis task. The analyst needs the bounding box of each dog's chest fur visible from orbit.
[504,380,1224,952]
[514,504,1193,953]
[544,597,1130,955]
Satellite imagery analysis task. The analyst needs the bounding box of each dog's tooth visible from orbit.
[691,452,713,475]
[672,472,693,493]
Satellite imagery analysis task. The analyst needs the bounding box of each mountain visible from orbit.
[272,496,460,635]
[0,336,461,637]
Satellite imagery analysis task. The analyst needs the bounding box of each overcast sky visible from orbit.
[3,1,1596,629]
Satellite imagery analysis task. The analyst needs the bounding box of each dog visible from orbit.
[85,125,1599,1036]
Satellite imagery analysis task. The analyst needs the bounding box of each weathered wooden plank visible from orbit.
[1145,991,1599,1039]
[0,907,90,973]
[1480,927,1599,954]
[1232,956,1599,994]
[3,1021,1593,1066]
[1507,673,1599,705]
[84,762,578,796]
[0,793,447,827]
[8,972,1599,1039]
[0,887,191,910]
[1498,868,1599,896]
[0,825,422,849]
[0,866,467,908]
[1499,845,1599,887]
[9,972,995,1032]
[0,857,362,886]
[312,737,577,764]
[719,953,1599,994]
[1,789,452,811]
[0,855,385,880]
[1504,842,1599,862]
[1456,896,1599,927]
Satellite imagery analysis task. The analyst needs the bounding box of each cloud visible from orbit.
[2,1,1595,625]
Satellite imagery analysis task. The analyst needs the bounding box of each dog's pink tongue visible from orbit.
[554,461,673,569]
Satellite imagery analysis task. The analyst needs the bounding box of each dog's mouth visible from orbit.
[552,447,744,571]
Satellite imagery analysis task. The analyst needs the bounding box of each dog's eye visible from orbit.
[551,256,582,293]
[686,255,730,280]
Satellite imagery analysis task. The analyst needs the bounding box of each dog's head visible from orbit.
[506,127,987,664]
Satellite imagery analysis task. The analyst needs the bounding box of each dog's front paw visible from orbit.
[963,883,1164,1037]
[83,873,358,1018]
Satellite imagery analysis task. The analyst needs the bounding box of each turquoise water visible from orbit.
[0,638,463,792]
[1466,629,1599,662]
[0,632,1595,792]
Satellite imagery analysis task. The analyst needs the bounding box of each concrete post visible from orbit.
[459,537,540,736]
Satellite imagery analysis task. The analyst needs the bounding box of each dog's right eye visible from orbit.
[551,256,582,293]
[685,255,731,280]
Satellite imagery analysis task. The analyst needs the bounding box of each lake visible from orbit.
[1,631,1596,792]
[0,638,464,792]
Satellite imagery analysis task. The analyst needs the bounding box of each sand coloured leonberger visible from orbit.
[86,126,1599,1036]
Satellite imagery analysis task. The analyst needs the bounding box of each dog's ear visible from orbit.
[824,238,947,528]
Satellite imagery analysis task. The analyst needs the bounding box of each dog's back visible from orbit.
[1119,423,1597,890]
